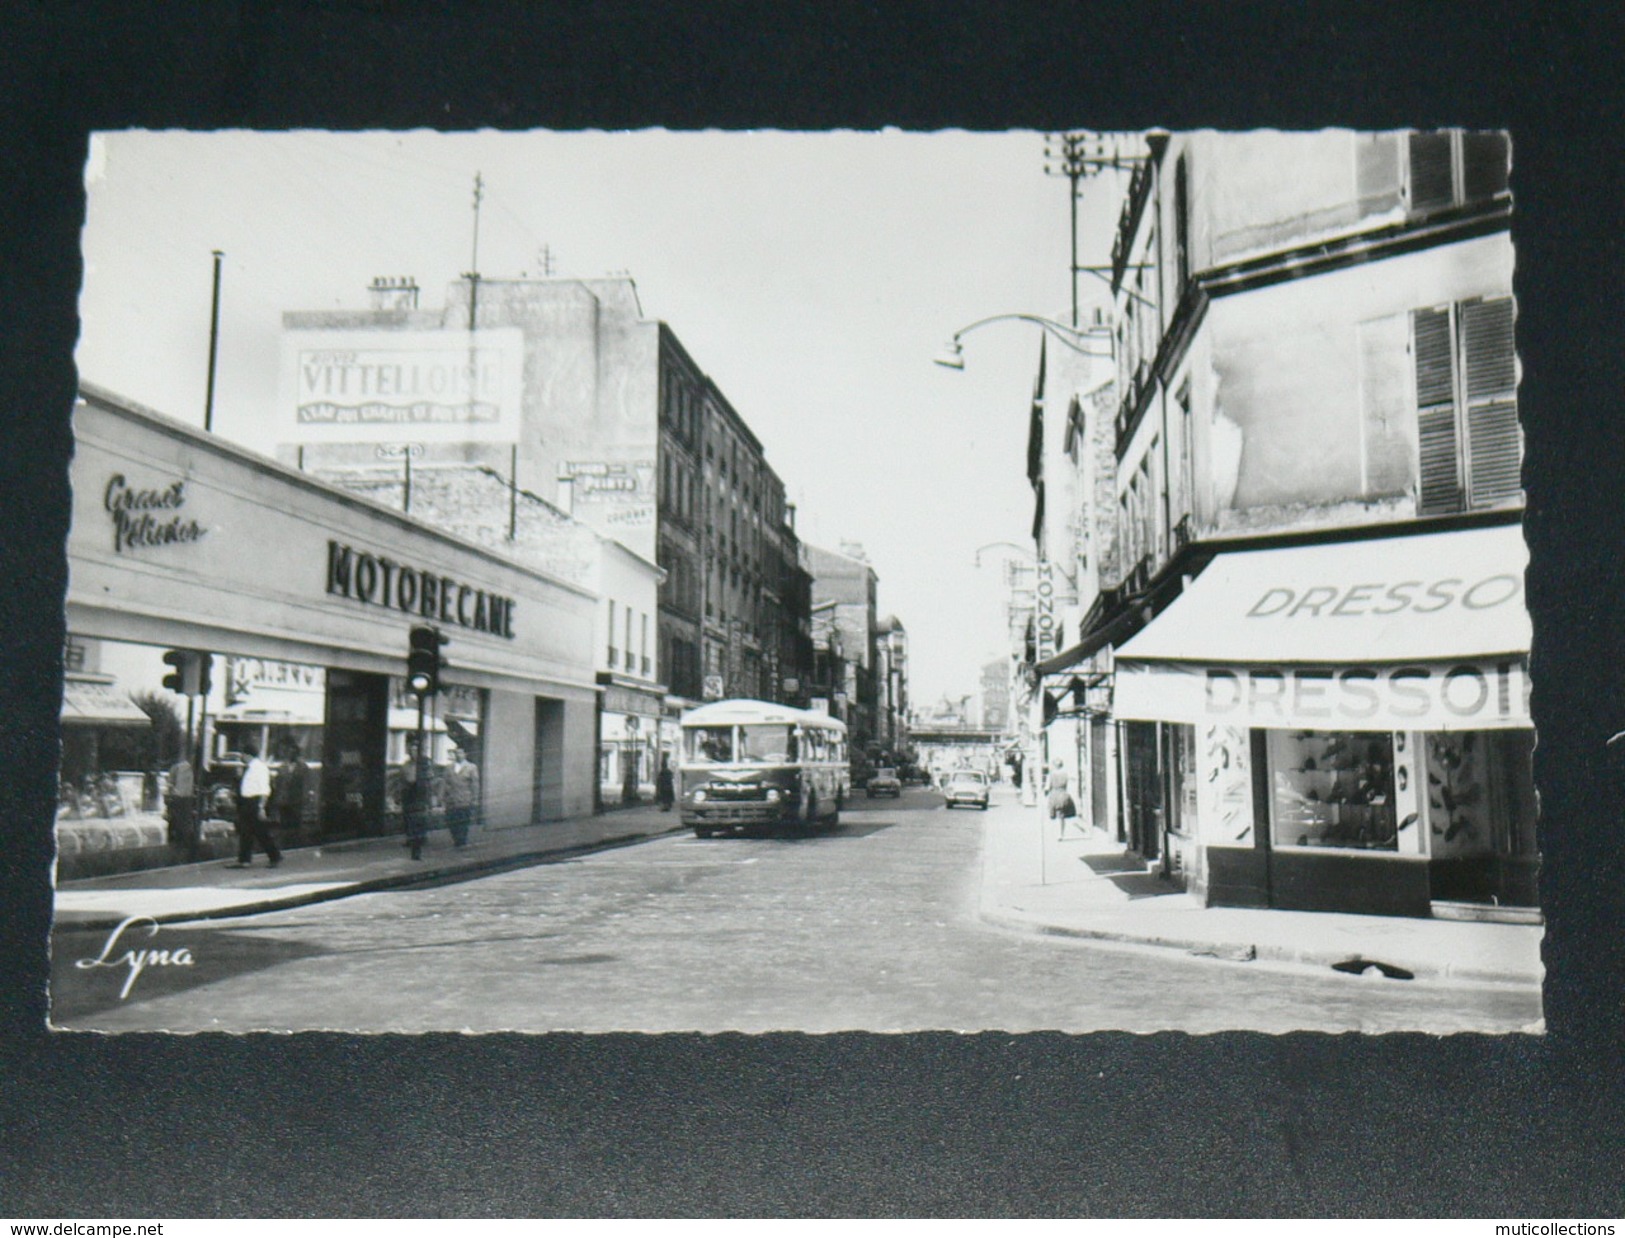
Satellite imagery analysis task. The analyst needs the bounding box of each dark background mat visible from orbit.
[2,1,1621,1218]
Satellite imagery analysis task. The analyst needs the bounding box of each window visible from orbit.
[1268,730,1398,851]
[606,599,616,665]
[1413,296,1520,515]
[1407,130,1509,212]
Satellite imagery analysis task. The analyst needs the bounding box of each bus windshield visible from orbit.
[738,725,797,764]
[685,725,735,764]
[684,723,799,765]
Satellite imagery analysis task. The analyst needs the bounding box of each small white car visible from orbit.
[943,770,990,810]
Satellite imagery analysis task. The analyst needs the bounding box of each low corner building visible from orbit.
[62,384,600,876]
[1104,522,1535,918]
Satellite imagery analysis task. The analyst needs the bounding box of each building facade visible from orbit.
[874,614,910,760]
[62,385,600,877]
[802,542,881,759]
[280,276,812,735]
[1042,129,1530,919]
[304,460,667,808]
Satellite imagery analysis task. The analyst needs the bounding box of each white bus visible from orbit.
[678,699,850,837]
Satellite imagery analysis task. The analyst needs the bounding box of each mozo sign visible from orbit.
[1035,560,1057,661]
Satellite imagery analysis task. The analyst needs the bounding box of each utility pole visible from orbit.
[204,249,223,431]
[464,171,484,331]
[1043,132,1145,326]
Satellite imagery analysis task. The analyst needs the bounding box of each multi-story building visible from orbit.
[874,614,910,761]
[279,275,813,766]
[802,541,881,758]
[1041,129,1530,919]
[1022,331,1116,822]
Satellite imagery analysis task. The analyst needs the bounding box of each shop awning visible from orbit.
[61,679,151,725]
[1113,524,1531,731]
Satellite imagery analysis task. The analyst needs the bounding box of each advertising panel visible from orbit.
[280,327,525,444]
[1114,658,1532,732]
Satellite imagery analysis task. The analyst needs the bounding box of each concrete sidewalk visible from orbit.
[52,803,688,932]
[976,788,1545,987]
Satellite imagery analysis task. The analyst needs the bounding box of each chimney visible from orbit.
[368,276,420,311]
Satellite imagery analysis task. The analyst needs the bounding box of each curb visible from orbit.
[53,823,691,933]
[978,906,1543,988]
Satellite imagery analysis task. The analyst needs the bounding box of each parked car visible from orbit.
[943,769,990,810]
[866,766,902,798]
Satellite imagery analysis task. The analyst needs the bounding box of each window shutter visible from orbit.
[1462,298,1521,507]
[1462,297,1516,399]
[1408,131,1455,212]
[1413,307,1462,514]
[1461,132,1510,202]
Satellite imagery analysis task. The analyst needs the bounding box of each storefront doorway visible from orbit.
[1424,729,1539,907]
[321,670,389,837]
[1121,721,1163,862]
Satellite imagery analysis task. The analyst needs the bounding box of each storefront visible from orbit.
[1108,523,1536,919]
[61,385,601,877]
[597,673,667,807]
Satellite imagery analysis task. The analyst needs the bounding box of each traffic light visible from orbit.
[161,649,191,694]
[407,625,448,698]
[162,650,214,696]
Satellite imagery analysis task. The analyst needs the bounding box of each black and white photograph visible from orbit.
[5,4,1624,1226]
[49,126,1544,1037]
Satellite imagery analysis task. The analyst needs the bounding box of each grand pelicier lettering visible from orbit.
[326,540,516,638]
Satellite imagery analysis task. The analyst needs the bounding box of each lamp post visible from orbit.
[944,316,1104,827]
[933,313,1111,371]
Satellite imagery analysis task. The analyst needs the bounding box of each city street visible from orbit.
[51,786,1542,1035]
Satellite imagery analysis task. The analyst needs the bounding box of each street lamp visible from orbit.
[933,313,1112,371]
[973,540,1034,568]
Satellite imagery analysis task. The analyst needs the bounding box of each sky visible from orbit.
[77,129,1130,708]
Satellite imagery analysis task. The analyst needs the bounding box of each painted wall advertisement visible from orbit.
[280,327,525,444]
[559,459,656,528]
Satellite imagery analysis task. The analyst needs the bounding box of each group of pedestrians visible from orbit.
[402,742,482,861]
[164,740,301,868]
[164,739,486,868]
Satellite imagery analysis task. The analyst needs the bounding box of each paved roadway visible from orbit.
[50,787,1543,1034]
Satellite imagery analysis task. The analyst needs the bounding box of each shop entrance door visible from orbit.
[1424,729,1539,907]
[320,670,388,837]
[533,698,564,824]
[1122,721,1162,862]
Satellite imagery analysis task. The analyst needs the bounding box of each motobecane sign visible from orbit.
[325,540,516,639]
[1113,658,1532,731]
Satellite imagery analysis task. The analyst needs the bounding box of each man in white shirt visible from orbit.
[232,742,282,868]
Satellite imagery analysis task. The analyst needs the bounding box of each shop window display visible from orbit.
[1268,729,1399,850]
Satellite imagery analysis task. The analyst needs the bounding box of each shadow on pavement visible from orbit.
[49,922,327,1023]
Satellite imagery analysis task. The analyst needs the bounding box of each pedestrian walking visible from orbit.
[231,742,281,868]
[443,746,480,847]
[402,739,431,861]
[1047,766,1082,839]
[656,755,676,812]
[269,740,309,835]
[165,754,198,859]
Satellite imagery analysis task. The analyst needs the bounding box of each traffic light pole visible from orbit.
[192,678,210,853]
